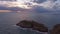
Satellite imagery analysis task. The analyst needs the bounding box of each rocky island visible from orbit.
[50,24,60,34]
[16,20,48,32]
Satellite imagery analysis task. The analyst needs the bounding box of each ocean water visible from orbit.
[0,11,60,34]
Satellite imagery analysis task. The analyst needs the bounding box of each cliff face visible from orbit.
[16,20,48,32]
[50,24,60,34]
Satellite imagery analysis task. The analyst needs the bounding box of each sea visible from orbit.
[0,11,60,34]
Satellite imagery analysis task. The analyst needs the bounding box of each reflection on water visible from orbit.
[0,11,60,34]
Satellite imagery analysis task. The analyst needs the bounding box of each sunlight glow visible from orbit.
[7,2,29,9]
[0,0,32,9]
[0,0,59,9]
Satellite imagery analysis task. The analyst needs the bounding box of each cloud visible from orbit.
[0,5,26,12]
[30,6,57,13]
[31,0,47,3]
[0,0,16,1]
[21,0,60,10]
[52,0,60,9]
[24,2,32,6]
[0,0,59,12]
[8,7,27,11]
[37,0,60,9]
[49,0,57,2]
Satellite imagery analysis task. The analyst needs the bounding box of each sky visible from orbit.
[0,0,60,12]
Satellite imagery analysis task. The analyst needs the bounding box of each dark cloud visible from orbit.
[30,6,55,13]
[0,5,25,12]
[53,0,57,2]
[31,0,57,4]
[24,2,33,7]
[0,5,58,13]
[51,0,60,9]
[32,0,47,3]
[0,5,8,10]
[9,7,26,11]
[51,0,57,2]
[24,2,32,6]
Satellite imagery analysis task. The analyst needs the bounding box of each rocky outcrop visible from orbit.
[32,21,48,32]
[16,20,48,32]
[50,24,60,34]
[16,20,33,28]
